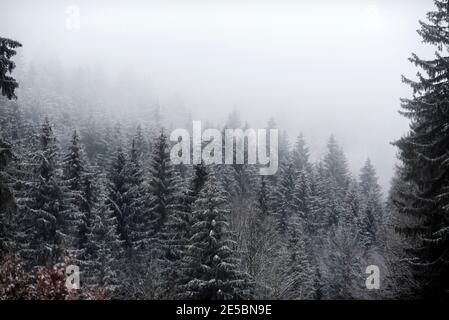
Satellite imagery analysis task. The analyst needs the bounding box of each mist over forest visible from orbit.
[1,0,439,190]
[1,0,449,301]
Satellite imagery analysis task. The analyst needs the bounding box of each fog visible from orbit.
[0,0,437,191]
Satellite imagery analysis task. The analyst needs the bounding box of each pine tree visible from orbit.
[104,139,152,297]
[190,162,209,202]
[0,37,21,261]
[106,147,128,241]
[63,130,84,192]
[76,169,98,261]
[323,135,349,191]
[384,166,419,299]
[133,124,148,159]
[17,118,73,267]
[162,188,191,298]
[146,129,187,297]
[392,0,449,298]
[146,130,180,251]
[306,166,329,238]
[127,139,148,253]
[244,176,274,297]
[83,196,123,294]
[62,130,87,250]
[292,133,311,174]
[181,174,251,300]
[341,178,363,230]
[320,136,350,227]
[0,139,16,260]
[323,224,364,299]
[280,216,314,300]
[270,161,302,235]
[0,37,22,100]
[358,159,384,249]
[106,146,137,251]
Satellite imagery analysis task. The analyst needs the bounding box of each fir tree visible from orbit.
[133,124,148,159]
[323,135,349,191]
[63,131,84,191]
[83,196,123,294]
[244,176,274,297]
[0,37,21,260]
[17,118,72,267]
[106,145,140,252]
[62,130,91,258]
[270,161,302,235]
[323,224,364,299]
[0,139,16,260]
[280,216,314,300]
[106,147,127,237]
[127,139,148,253]
[393,0,449,297]
[292,133,311,174]
[358,159,384,249]
[181,174,251,300]
[146,130,180,247]
[146,130,186,297]
[0,37,22,100]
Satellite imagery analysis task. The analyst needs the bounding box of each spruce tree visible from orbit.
[393,0,449,297]
[127,139,148,253]
[63,130,84,192]
[146,130,180,249]
[83,195,123,294]
[106,146,134,251]
[181,174,251,300]
[0,139,16,260]
[280,216,314,300]
[0,37,21,260]
[320,136,350,227]
[244,176,275,297]
[146,129,187,297]
[270,161,302,235]
[62,130,86,250]
[323,135,349,191]
[323,224,364,299]
[292,133,311,174]
[358,159,384,249]
[17,118,72,267]
[0,37,22,100]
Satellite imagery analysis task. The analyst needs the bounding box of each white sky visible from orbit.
[0,0,437,191]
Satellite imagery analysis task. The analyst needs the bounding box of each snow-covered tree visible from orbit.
[358,159,384,249]
[146,130,180,250]
[0,139,16,260]
[323,224,364,299]
[292,133,311,174]
[392,0,449,298]
[62,130,87,250]
[83,196,123,294]
[0,37,22,100]
[280,216,314,300]
[323,135,349,191]
[180,174,252,300]
[270,161,302,235]
[17,118,73,267]
[243,176,277,298]
[0,37,21,260]
[106,147,132,248]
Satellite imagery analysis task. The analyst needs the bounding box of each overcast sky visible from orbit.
[0,0,437,191]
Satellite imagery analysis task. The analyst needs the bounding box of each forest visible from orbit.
[1,0,449,300]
